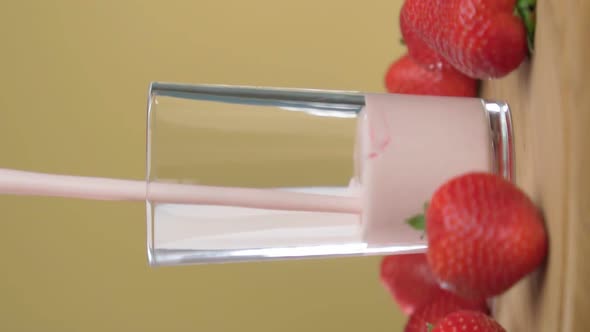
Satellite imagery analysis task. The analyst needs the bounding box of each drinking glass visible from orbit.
[145,82,513,267]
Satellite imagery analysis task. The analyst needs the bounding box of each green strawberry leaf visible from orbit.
[426,322,434,332]
[406,201,430,234]
[515,0,536,53]
[407,214,425,231]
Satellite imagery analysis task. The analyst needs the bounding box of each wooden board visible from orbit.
[480,0,590,330]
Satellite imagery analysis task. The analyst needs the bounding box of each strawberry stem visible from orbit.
[516,0,536,53]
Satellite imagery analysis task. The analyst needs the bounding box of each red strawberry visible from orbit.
[413,172,547,300]
[380,253,442,315]
[384,54,477,97]
[400,0,528,79]
[399,6,449,71]
[431,310,506,332]
[403,291,488,332]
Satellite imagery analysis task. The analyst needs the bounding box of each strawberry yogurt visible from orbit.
[356,93,493,245]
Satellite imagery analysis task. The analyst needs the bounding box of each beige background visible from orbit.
[0,1,406,331]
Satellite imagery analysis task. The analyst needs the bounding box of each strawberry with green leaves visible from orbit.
[400,0,535,79]
[408,172,548,300]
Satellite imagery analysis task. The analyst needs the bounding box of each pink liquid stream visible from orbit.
[0,168,361,214]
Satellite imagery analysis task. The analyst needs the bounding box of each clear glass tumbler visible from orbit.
[145,82,514,267]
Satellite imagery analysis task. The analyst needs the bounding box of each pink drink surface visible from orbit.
[152,187,360,251]
[357,93,492,245]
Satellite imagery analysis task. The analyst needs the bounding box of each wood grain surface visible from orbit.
[481,0,590,330]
